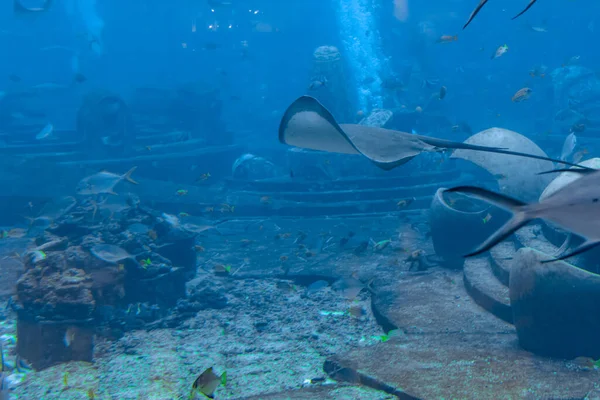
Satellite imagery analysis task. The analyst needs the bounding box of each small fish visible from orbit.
[194,245,205,253]
[191,367,227,399]
[373,239,391,251]
[437,35,458,43]
[91,244,136,264]
[260,196,271,204]
[570,123,585,133]
[162,212,180,228]
[36,122,54,140]
[176,189,188,196]
[421,78,440,89]
[439,86,447,100]
[347,305,365,318]
[76,167,138,196]
[87,388,96,399]
[140,258,151,269]
[74,73,87,83]
[482,213,492,224]
[214,264,231,274]
[332,275,374,300]
[64,327,77,347]
[529,25,547,33]
[196,172,211,182]
[396,198,413,208]
[63,371,70,387]
[560,132,577,162]
[308,77,327,91]
[571,357,600,370]
[491,44,509,59]
[203,42,219,50]
[29,250,47,263]
[8,74,21,82]
[512,88,532,102]
[572,148,589,164]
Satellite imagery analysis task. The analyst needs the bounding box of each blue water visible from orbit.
[2,1,600,399]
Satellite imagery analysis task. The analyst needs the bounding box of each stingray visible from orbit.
[279,96,591,171]
[463,0,539,30]
[444,168,600,262]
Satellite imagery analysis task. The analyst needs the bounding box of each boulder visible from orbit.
[429,188,503,268]
[510,247,600,359]
[451,127,553,202]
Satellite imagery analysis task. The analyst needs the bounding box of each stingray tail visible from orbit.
[422,137,594,170]
[512,0,538,20]
[444,186,531,257]
[538,167,597,175]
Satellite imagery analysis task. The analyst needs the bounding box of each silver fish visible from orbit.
[76,167,138,196]
[445,168,600,261]
[35,123,53,140]
[91,244,136,264]
[560,132,577,162]
[332,276,374,300]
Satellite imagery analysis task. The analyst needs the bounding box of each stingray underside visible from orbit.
[278,96,432,170]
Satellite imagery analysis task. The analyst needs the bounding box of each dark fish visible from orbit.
[571,123,586,133]
[14,0,53,13]
[439,86,447,100]
[444,168,600,261]
[8,74,21,82]
[74,73,86,83]
[463,0,490,29]
[203,42,219,50]
[512,0,539,20]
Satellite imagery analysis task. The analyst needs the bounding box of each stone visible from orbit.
[429,188,504,269]
[451,127,553,201]
[510,247,600,359]
[334,266,599,399]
